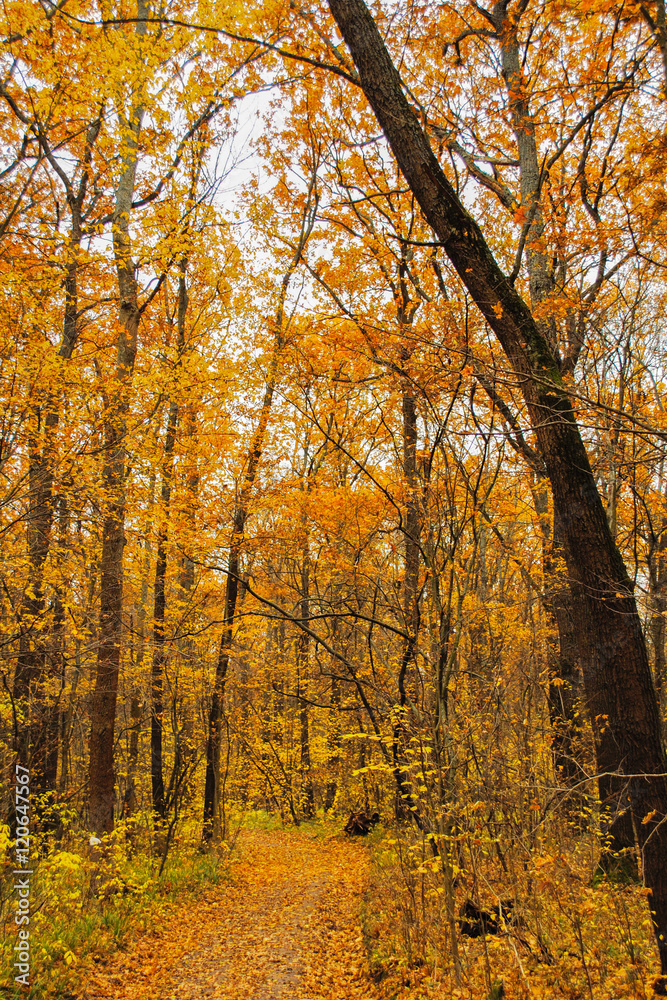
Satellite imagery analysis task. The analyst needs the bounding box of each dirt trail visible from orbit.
[83,829,379,1000]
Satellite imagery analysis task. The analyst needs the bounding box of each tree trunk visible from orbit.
[202,178,318,843]
[175,407,200,804]
[202,362,282,841]
[202,528,239,843]
[326,0,667,968]
[12,98,103,805]
[528,479,587,795]
[13,182,89,801]
[649,509,667,725]
[88,42,144,834]
[324,673,341,811]
[546,512,587,790]
[151,263,188,822]
[297,541,314,819]
[393,381,423,823]
[124,695,142,819]
[123,472,154,818]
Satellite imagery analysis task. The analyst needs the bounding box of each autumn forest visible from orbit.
[2,0,667,997]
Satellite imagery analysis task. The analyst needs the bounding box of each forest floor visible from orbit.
[82,828,380,1000]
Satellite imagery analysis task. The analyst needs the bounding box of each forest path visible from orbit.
[84,828,380,1000]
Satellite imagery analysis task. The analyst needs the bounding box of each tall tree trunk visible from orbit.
[202,178,318,843]
[124,695,142,819]
[326,0,667,968]
[88,31,145,834]
[123,469,155,818]
[13,137,96,797]
[297,538,314,818]
[35,493,69,807]
[202,361,284,841]
[393,380,423,823]
[324,673,341,812]
[649,485,667,726]
[151,262,188,822]
[202,332,282,843]
[175,406,200,804]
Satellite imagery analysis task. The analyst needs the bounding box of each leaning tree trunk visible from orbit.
[326,0,667,970]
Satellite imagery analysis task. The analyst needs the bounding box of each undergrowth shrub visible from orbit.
[0,816,231,999]
[362,820,661,1000]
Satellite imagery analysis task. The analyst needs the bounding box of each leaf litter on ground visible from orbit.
[82,828,380,1000]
